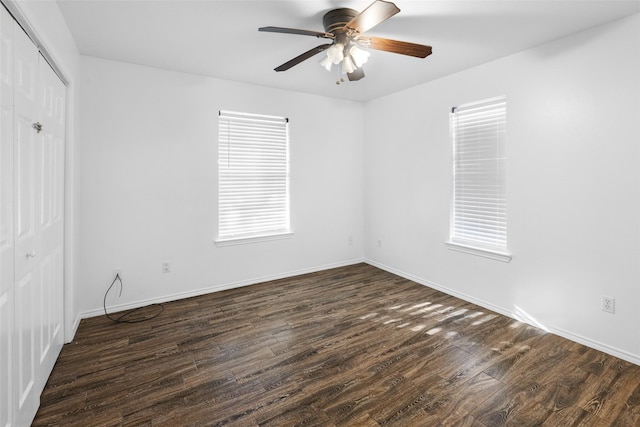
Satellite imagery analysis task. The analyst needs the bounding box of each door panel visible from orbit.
[15,272,34,411]
[0,289,13,427]
[13,21,41,427]
[36,57,65,388]
[14,115,34,240]
[0,5,14,426]
[53,247,63,339]
[38,255,52,363]
[40,133,51,229]
[0,105,11,249]
[2,6,66,425]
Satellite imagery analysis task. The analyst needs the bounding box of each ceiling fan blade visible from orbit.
[344,0,400,34]
[364,36,432,58]
[347,68,365,81]
[274,44,332,72]
[259,26,334,39]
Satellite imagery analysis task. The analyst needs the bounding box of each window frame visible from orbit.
[215,110,292,246]
[447,96,511,262]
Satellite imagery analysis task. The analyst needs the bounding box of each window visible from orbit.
[217,110,291,244]
[448,96,510,262]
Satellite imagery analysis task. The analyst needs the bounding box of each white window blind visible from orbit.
[218,110,290,242]
[449,96,509,260]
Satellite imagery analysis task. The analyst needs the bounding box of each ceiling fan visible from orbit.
[259,0,432,84]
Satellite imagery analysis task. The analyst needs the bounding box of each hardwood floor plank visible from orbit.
[577,362,640,420]
[611,381,640,426]
[33,264,640,426]
[543,406,612,427]
[422,372,503,424]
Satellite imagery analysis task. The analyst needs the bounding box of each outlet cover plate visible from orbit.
[602,296,615,314]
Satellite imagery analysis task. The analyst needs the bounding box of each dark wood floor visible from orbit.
[33,263,640,426]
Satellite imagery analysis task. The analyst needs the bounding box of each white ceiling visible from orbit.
[56,0,640,102]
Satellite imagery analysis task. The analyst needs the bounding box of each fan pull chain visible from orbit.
[336,66,345,85]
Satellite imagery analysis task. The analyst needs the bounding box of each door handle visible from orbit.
[32,122,43,133]
[25,251,36,259]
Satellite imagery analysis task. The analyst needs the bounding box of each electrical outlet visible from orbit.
[162,261,170,273]
[348,236,353,246]
[602,296,615,314]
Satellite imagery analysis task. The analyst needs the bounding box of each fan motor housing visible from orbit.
[323,8,359,34]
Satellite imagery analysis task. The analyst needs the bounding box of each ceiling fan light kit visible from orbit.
[350,45,370,68]
[259,0,432,84]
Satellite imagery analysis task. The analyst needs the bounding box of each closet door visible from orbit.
[1,6,66,425]
[0,5,15,427]
[13,19,41,427]
[35,54,65,393]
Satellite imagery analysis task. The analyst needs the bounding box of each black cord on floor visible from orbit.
[103,273,163,323]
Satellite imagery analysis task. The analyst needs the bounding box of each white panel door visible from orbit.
[13,21,41,427]
[35,55,65,392]
[0,5,14,427]
[1,6,66,425]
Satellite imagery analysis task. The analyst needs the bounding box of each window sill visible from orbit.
[215,231,294,247]
[446,241,512,263]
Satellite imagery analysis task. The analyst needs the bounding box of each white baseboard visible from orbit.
[77,257,640,366]
[65,314,81,343]
[79,258,366,321]
[365,259,640,366]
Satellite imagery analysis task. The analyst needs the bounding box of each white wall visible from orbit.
[40,0,639,365]
[364,13,640,363]
[77,56,365,316]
